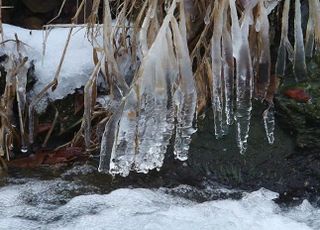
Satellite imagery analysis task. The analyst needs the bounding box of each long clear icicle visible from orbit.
[172,15,197,161]
[98,103,125,172]
[255,0,271,99]
[275,0,292,77]
[305,0,315,57]
[293,0,307,82]
[211,0,227,138]
[313,0,320,54]
[222,1,234,126]
[256,0,275,144]
[306,0,320,56]
[15,60,29,152]
[230,0,254,154]
[109,89,138,176]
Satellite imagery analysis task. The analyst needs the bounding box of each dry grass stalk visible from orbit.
[29,0,86,145]
[82,55,103,151]
[42,109,59,148]
[0,0,3,43]
[47,0,67,25]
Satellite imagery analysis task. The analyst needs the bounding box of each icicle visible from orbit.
[263,96,276,144]
[263,105,275,144]
[109,89,138,176]
[134,1,178,173]
[275,0,293,77]
[98,103,125,173]
[306,0,320,56]
[171,15,197,161]
[139,0,160,57]
[264,73,277,144]
[229,0,254,154]
[100,0,197,175]
[15,59,29,151]
[255,0,271,99]
[293,0,307,82]
[100,1,178,175]
[222,1,234,126]
[313,0,320,54]
[305,0,315,57]
[211,0,227,138]
[134,30,176,172]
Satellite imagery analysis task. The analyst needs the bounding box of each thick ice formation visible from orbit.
[99,1,197,176]
[1,0,317,175]
[229,0,254,154]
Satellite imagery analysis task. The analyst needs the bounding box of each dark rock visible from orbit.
[20,17,44,29]
[21,0,61,14]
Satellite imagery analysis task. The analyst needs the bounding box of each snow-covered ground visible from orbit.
[0,175,319,230]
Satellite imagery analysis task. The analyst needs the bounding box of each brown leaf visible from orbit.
[7,147,86,168]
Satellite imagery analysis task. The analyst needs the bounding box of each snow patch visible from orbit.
[1,24,98,110]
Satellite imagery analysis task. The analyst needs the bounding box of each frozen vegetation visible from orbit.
[1,0,320,176]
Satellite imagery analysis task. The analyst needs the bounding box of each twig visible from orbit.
[0,39,30,47]
[54,141,72,151]
[0,0,3,43]
[42,109,59,148]
[58,118,82,136]
[0,156,8,171]
[47,0,67,25]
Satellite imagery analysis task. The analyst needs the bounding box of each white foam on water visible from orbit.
[0,179,319,230]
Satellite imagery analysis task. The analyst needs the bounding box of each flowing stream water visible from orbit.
[0,165,319,230]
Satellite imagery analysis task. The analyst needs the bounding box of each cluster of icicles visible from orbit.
[96,0,320,176]
[98,0,197,176]
[1,0,319,176]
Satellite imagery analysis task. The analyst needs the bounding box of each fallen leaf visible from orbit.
[284,88,311,103]
[7,147,86,168]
